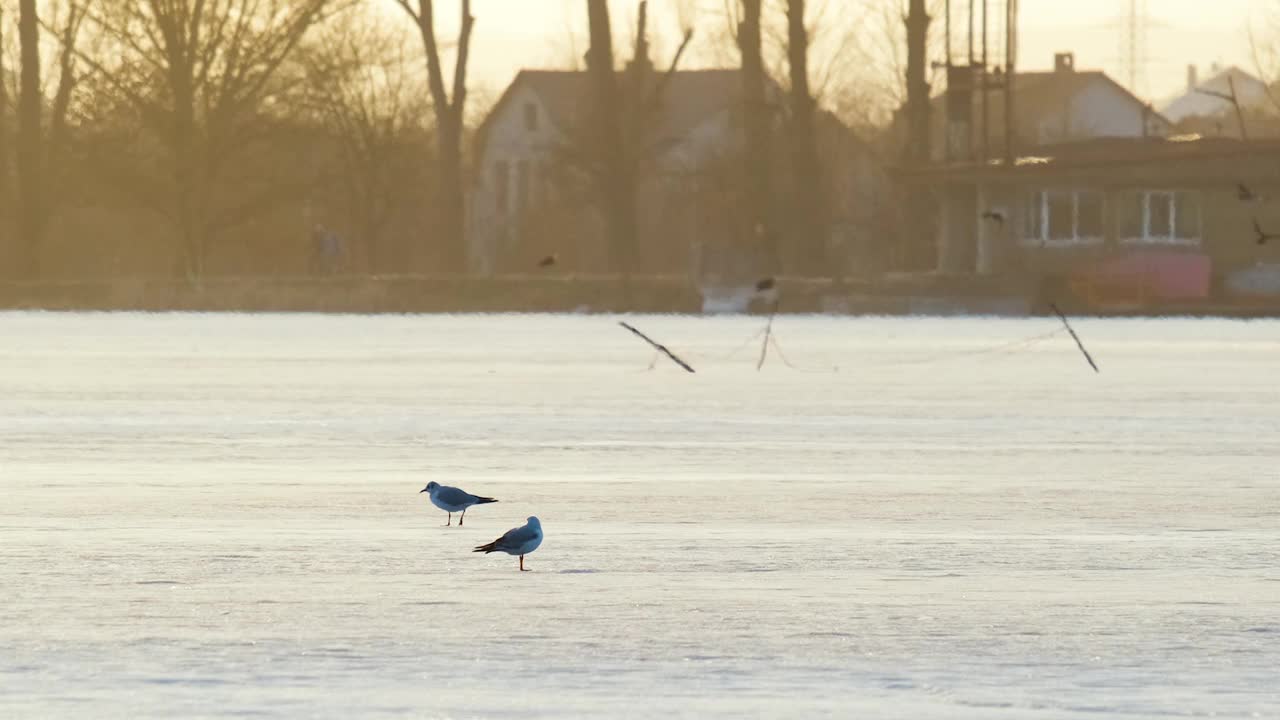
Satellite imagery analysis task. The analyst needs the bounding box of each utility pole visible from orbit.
[1004,0,1017,165]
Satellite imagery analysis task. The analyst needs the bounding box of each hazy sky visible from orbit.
[390,0,1267,106]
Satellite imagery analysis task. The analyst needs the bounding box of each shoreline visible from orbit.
[1,273,1278,318]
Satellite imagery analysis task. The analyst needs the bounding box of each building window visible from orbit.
[523,102,538,132]
[1021,189,1105,247]
[494,161,509,215]
[1120,190,1202,245]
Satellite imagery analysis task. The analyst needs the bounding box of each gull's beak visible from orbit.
[419,488,428,493]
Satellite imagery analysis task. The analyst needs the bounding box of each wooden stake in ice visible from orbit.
[1050,303,1099,373]
[618,321,696,373]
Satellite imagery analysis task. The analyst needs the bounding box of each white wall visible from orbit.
[469,84,564,273]
[1037,78,1164,143]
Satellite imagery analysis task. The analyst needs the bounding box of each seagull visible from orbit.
[419,481,498,526]
[755,276,776,292]
[473,516,543,571]
[1238,183,1259,203]
[980,209,1005,225]
[537,254,557,268]
[1252,218,1279,245]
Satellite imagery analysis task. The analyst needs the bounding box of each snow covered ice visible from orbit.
[1,312,1277,718]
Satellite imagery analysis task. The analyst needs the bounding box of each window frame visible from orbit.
[1120,189,1203,246]
[1020,188,1106,248]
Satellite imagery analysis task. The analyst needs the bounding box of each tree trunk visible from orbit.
[902,0,933,271]
[17,0,41,280]
[786,0,826,276]
[435,111,466,271]
[47,6,81,177]
[904,0,931,164]
[738,0,776,274]
[170,60,201,283]
[586,0,636,300]
[0,5,8,251]
[402,0,473,273]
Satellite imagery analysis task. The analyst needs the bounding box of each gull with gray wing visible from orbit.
[473,516,543,571]
[419,481,497,526]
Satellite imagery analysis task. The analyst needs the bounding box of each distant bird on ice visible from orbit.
[537,254,558,268]
[980,209,1006,225]
[419,481,497,526]
[1238,183,1260,203]
[474,516,543,571]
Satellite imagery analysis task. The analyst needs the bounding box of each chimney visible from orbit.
[1186,64,1198,91]
[1054,52,1075,73]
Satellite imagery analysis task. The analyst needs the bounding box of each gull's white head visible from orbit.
[420,481,440,494]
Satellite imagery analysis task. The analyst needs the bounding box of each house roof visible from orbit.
[474,68,755,159]
[1158,66,1271,123]
[895,135,1280,180]
[930,68,1172,130]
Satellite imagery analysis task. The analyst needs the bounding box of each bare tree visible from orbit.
[43,3,84,164]
[301,14,431,274]
[81,0,334,282]
[0,0,87,277]
[37,0,87,246]
[545,1,692,283]
[394,0,472,272]
[785,0,826,275]
[17,0,38,278]
[781,0,942,138]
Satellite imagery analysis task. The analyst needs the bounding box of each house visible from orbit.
[467,66,886,279]
[897,135,1280,309]
[1159,65,1274,137]
[930,52,1171,163]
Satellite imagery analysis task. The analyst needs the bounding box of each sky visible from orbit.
[382,0,1269,108]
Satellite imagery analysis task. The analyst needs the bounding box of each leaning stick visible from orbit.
[756,299,779,371]
[1049,303,1099,373]
[618,322,696,373]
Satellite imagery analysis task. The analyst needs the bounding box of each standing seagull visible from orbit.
[473,516,543,571]
[419,481,498,526]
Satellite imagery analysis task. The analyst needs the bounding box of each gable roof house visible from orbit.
[930,52,1172,164]
[467,66,885,280]
[1159,64,1275,138]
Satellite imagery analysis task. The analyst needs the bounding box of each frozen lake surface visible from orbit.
[2,311,1278,718]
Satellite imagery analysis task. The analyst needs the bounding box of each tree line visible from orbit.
[0,0,938,285]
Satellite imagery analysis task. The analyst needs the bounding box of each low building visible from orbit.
[898,135,1280,309]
